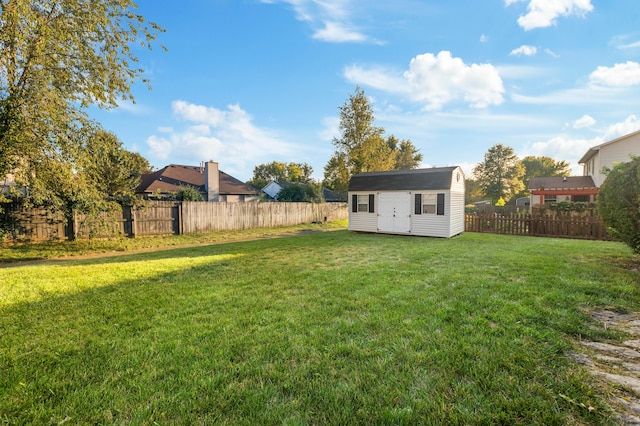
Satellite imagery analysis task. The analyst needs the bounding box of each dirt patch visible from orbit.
[569,310,640,425]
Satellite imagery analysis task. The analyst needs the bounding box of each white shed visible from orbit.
[348,166,465,238]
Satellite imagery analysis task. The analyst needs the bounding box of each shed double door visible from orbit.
[378,192,411,233]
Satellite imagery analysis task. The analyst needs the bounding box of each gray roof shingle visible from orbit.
[348,167,459,191]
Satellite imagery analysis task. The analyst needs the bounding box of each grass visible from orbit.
[1,230,639,424]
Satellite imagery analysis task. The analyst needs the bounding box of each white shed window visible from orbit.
[415,193,445,215]
[352,194,375,213]
[357,195,369,212]
[422,194,437,214]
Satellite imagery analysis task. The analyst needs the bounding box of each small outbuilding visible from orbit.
[348,166,465,238]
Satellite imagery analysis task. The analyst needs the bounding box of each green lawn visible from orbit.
[1,230,638,424]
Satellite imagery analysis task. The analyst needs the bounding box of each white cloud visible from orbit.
[521,115,640,174]
[573,114,596,129]
[313,21,366,43]
[260,0,373,43]
[617,40,640,50]
[589,61,640,87]
[404,52,505,109]
[522,136,597,174]
[319,116,339,142]
[145,101,301,179]
[512,85,634,106]
[346,51,504,110]
[480,34,489,43]
[602,114,640,140]
[114,100,147,114]
[507,0,594,31]
[510,45,537,56]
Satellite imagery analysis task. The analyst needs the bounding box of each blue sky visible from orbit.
[90,0,640,182]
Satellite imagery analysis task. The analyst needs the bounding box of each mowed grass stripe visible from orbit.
[1,231,637,424]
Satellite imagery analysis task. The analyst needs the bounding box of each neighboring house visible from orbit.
[262,180,347,202]
[323,187,347,202]
[261,180,291,201]
[528,176,598,207]
[515,197,530,211]
[348,166,465,238]
[136,161,260,202]
[579,129,640,187]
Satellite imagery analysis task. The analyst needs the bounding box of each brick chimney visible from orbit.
[204,161,219,202]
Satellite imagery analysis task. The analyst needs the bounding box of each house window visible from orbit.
[352,194,375,213]
[544,195,557,203]
[572,195,589,202]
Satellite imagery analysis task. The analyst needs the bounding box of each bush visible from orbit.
[176,186,204,201]
[598,156,640,253]
[277,183,324,203]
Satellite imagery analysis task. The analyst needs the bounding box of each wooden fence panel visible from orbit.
[3,204,67,242]
[132,201,179,237]
[2,201,348,242]
[181,202,348,234]
[74,209,128,239]
[465,213,613,241]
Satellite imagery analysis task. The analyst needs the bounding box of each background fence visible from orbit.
[2,202,614,242]
[2,201,349,242]
[464,213,613,240]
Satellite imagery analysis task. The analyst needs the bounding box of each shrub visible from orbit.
[277,183,324,203]
[176,186,204,201]
[598,156,640,253]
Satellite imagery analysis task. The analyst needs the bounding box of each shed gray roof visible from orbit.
[348,166,459,191]
[528,176,596,190]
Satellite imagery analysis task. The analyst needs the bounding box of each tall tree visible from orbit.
[473,144,525,202]
[519,156,571,195]
[324,87,422,191]
[82,130,153,199]
[387,136,423,170]
[247,161,314,189]
[0,0,164,199]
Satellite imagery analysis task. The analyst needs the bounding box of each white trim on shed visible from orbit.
[348,166,465,238]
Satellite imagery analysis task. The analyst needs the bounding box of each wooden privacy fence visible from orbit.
[464,213,613,240]
[2,201,349,242]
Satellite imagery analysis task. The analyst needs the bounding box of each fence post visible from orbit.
[131,207,137,238]
[66,209,78,241]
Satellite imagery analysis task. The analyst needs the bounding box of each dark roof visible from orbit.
[136,164,259,195]
[348,166,460,191]
[323,187,347,202]
[528,176,596,190]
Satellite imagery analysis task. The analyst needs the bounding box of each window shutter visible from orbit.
[352,194,357,213]
[368,194,375,213]
[415,194,422,215]
[437,193,445,215]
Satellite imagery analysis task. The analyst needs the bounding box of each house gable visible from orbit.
[579,130,640,186]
